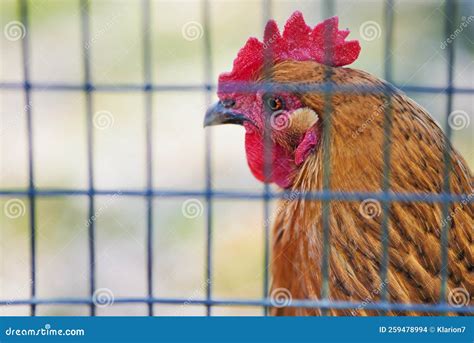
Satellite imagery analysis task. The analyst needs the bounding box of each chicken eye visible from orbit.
[265,96,284,112]
[221,99,235,108]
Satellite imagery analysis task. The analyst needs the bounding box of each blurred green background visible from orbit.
[0,0,472,316]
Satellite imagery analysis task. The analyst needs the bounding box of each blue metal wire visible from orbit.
[2,81,474,94]
[18,0,36,317]
[439,0,456,308]
[202,0,214,317]
[142,0,154,317]
[261,0,273,317]
[1,296,473,314]
[378,0,395,311]
[2,0,472,317]
[0,189,471,204]
[79,0,96,317]
[319,0,338,315]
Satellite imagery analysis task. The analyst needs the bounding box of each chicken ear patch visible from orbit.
[218,11,361,92]
[288,107,320,166]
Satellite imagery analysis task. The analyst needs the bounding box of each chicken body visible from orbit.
[203,11,473,316]
[269,61,473,315]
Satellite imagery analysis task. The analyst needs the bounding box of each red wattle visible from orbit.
[244,132,295,189]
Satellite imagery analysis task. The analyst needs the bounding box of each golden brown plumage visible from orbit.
[203,12,473,316]
[269,60,473,316]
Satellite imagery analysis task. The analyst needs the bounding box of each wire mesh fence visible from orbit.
[0,0,473,316]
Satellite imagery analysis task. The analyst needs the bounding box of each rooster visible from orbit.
[204,12,473,316]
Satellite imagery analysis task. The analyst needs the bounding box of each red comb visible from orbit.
[218,11,361,88]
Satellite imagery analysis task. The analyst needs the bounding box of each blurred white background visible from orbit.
[0,0,472,316]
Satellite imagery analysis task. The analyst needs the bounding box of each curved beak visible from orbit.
[203,101,248,127]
